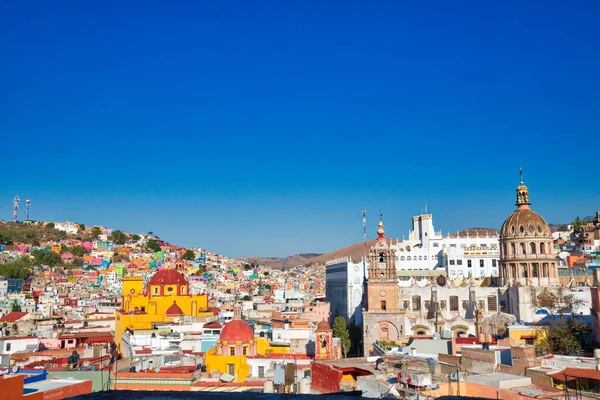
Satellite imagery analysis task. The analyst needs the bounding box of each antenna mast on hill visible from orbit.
[26,199,31,221]
[13,196,19,223]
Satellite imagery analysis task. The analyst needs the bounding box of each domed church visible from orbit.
[499,170,562,322]
[499,170,558,287]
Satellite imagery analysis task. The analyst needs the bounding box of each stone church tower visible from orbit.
[367,219,399,311]
[362,218,405,356]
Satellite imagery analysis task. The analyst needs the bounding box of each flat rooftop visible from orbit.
[466,373,531,389]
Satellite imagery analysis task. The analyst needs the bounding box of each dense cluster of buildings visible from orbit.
[1,172,599,398]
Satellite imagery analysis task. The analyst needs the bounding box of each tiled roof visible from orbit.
[0,312,29,322]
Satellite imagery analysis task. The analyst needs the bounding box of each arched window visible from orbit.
[530,243,536,254]
[400,256,405,261]
[378,252,385,263]
[540,242,545,254]
[407,256,412,261]
[424,256,427,260]
[520,243,526,254]
[511,243,516,255]
[503,243,507,256]
[418,256,422,260]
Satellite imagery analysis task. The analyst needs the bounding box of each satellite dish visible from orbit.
[558,251,570,260]
[11,366,19,374]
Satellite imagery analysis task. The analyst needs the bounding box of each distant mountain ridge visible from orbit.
[244,227,502,269]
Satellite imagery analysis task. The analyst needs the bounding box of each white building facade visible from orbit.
[391,213,500,279]
[325,257,366,325]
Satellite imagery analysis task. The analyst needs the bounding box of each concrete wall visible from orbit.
[461,348,498,374]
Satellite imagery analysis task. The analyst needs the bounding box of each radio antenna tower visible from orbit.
[26,199,31,221]
[13,196,20,223]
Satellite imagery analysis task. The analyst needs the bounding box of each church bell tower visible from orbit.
[366,218,399,311]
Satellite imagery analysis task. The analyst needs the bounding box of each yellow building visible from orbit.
[508,325,548,348]
[204,306,289,382]
[114,270,210,353]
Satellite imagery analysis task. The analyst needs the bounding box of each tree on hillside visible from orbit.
[147,240,161,253]
[91,227,102,237]
[182,249,195,261]
[60,245,70,254]
[31,249,62,267]
[131,234,141,241]
[73,258,84,267]
[0,257,32,279]
[111,230,127,245]
[0,231,11,244]
[241,295,252,301]
[243,264,252,271]
[70,245,86,257]
[11,300,21,312]
[333,316,351,358]
[78,223,86,231]
[46,222,55,228]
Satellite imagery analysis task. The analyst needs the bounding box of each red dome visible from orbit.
[166,301,184,315]
[147,270,188,286]
[316,320,331,331]
[219,320,254,343]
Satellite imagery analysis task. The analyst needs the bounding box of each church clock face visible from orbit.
[380,290,386,297]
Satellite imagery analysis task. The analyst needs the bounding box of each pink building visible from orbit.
[303,301,331,325]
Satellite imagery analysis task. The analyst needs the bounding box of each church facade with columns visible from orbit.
[361,172,583,356]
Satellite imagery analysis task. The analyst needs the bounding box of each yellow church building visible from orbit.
[204,305,290,382]
[114,269,212,353]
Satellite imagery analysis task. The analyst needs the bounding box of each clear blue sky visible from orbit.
[1,1,599,258]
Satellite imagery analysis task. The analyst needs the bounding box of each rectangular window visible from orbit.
[412,296,421,311]
[229,347,235,356]
[467,260,472,268]
[381,300,387,310]
[480,269,485,277]
[449,260,455,265]
[488,296,497,311]
[450,296,459,311]
[243,346,247,355]
[6,343,11,351]
[532,264,538,278]
[492,259,497,268]
[480,260,484,268]
[228,364,235,375]
[457,260,463,265]
[258,366,265,378]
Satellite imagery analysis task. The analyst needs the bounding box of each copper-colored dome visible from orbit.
[219,320,254,343]
[500,207,552,239]
[316,320,331,331]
